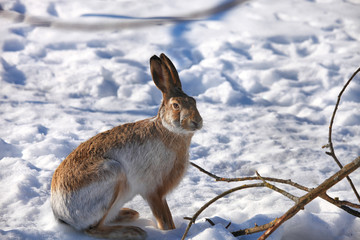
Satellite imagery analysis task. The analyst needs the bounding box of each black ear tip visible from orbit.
[160,53,169,61]
[151,53,169,62]
[150,55,161,62]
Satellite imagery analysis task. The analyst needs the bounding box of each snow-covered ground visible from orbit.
[1,0,360,239]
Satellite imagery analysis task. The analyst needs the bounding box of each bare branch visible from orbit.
[184,164,360,239]
[205,218,215,226]
[191,162,311,191]
[190,162,360,216]
[190,162,221,180]
[232,219,277,237]
[321,193,360,209]
[259,156,360,240]
[320,193,360,217]
[256,171,300,203]
[328,67,360,203]
[181,183,264,240]
[185,67,360,239]
[187,159,360,239]
[189,160,360,238]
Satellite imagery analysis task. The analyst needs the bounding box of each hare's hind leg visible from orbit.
[85,224,146,240]
[111,208,140,223]
[85,173,146,239]
[85,202,145,239]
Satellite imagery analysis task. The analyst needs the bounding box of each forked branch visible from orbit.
[326,66,360,203]
[191,162,360,212]
[184,161,360,239]
[259,156,360,239]
[181,183,265,240]
[183,66,360,239]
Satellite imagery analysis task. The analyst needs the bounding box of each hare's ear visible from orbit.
[160,53,182,90]
[150,54,182,95]
[150,55,170,94]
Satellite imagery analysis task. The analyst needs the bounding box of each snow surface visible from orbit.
[1,0,360,239]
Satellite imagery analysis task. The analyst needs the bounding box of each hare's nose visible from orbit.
[191,119,203,130]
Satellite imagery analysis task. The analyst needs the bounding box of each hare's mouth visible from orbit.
[162,117,202,134]
[180,118,203,132]
[188,120,203,131]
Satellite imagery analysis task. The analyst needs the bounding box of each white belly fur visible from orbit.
[51,139,179,229]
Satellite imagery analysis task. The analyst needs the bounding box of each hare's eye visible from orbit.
[172,103,180,110]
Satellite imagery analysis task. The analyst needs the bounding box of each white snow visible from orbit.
[1,0,360,239]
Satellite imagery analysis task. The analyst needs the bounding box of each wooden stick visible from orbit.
[191,162,360,211]
[186,159,360,238]
[181,183,264,240]
[259,156,360,240]
[232,219,277,236]
[190,162,310,191]
[256,171,299,203]
[327,67,360,203]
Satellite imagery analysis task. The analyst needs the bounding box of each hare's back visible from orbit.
[51,119,157,192]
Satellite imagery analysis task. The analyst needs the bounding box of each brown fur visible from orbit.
[50,53,202,238]
[51,117,192,193]
[112,208,140,223]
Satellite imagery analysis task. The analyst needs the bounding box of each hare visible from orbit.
[50,53,203,239]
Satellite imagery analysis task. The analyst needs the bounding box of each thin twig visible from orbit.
[320,193,360,217]
[191,162,311,192]
[259,156,360,240]
[232,219,277,237]
[191,162,360,212]
[181,183,264,240]
[256,171,299,203]
[189,162,360,238]
[328,67,360,203]
[225,222,232,229]
[321,193,360,209]
[205,218,215,226]
[185,67,360,239]
[190,162,221,179]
